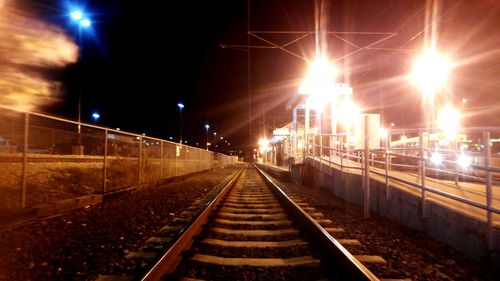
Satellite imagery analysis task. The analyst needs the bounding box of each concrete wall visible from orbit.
[293,159,498,260]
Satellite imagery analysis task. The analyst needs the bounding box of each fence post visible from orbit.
[102,129,108,193]
[363,115,370,218]
[160,141,164,179]
[385,133,391,200]
[483,131,493,250]
[20,112,29,209]
[138,137,143,184]
[419,130,427,218]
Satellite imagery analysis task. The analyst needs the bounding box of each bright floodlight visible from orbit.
[457,153,471,169]
[205,124,210,130]
[92,112,100,120]
[80,18,91,27]
[177,103,184,109]
[299,57,337,111]
[337,98,359,129]
[71,10,83,20]
[438,105,460,140]
[379,127,388,139]
[410,51,452,95]
[431,152,443,165]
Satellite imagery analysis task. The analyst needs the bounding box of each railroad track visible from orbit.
[96,164,398,280]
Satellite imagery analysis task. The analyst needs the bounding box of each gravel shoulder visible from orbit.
[276,179,498,281]
[0,164,242,281]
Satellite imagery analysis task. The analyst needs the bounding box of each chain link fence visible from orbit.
[0,105,238,212]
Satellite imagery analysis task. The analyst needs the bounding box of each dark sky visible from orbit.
[24,0,500,151]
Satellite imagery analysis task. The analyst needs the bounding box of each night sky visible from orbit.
[17,0,500,151]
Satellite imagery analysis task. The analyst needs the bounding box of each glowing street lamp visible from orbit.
[205,124,210,150]
[69,8,93,149]
[410,50,452,129]
[91,112,100,124]
[177,103,184,143]
[437,105,460,140]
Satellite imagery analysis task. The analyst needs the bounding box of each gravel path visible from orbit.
[277,179,498,281]
[0,165,241,281]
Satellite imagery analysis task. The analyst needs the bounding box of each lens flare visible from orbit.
[0,1,78,111]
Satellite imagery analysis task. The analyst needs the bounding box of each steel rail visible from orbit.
[254,164,379,281]
[140,165,246,281]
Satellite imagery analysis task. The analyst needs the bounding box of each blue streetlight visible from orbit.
[205,124,210,150]
[92,112,100,124]
[178,103,184,143]
[69,7,93,146]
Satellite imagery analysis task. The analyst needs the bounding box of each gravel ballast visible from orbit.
[276,178,498,281]
[0,165,241,280]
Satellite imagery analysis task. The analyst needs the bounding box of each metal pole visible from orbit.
[138,137,143,184]
[305,99,310,160]
[454,140,459,185]
[363,115,370,218]
[483,131,493,250]
[20,112,29,209]
[385,133,391,200]
[419,130,427,217]
[160,141,164,178]
[179,108,183,144]
[102,129,108,193]
[293,107,297,159]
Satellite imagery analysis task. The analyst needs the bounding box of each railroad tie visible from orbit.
[355,255,387,264]
[158,225,182,234]
[337,239,362,246]
[191,254,321,267]
[124,251,156,260]
[210,227,298,236]
[223,203,281,208]
[219,207,284,214]
[94,275,134,281]
[315,219,334,225]
[217,212,287,220]
[202,238,308,247]
[214,218,292,226]
[146,236,173,244]
[324,227,345,233]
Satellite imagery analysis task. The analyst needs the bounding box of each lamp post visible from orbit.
[70,9,92,152]
[205,124,210,150]
[177,103,184,144]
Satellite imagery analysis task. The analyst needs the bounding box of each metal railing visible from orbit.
[262,127,499,250]
[0,105,237,212]
[302,128,500,250]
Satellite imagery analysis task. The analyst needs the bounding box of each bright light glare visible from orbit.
[457,153,471,169]
[92,112,100,119]
[80,18,91,27]
[70,10,83,20]
[258,138,271,154]
[337,98,359,129]
[299,57,337,111]
[177,103,184,109]
[380,128,388,139]
[438,105,460,140]
[430,152,443,165]
[410,51,451,95]
[205,124,210,130]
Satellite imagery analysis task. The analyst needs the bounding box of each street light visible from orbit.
[205,124,210,150]
[177,103,184,143]
[410,50,452,129]
[69,8,92,150]
[92,112,100,124]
